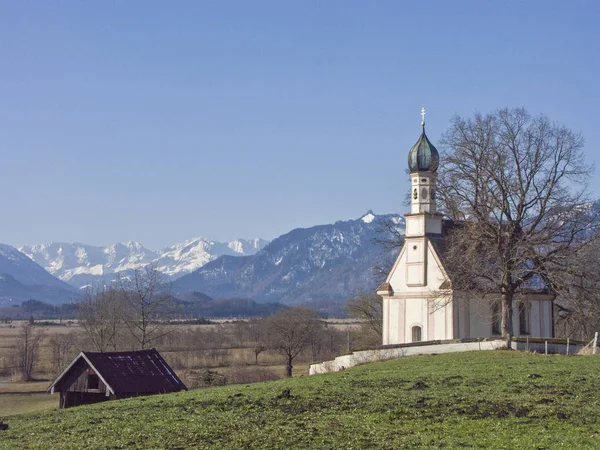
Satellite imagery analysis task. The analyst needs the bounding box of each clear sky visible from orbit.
[1,1,599,250]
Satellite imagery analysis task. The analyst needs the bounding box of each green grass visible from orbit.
[0,393,56,417]
[2,351,600,449]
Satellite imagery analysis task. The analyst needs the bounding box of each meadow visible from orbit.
[1,351,600,449]
[0,318,357,410]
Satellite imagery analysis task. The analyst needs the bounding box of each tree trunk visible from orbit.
[285,356,293,377]
[501,292,514,349]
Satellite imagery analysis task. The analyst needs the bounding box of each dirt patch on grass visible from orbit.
[411,380,428,390]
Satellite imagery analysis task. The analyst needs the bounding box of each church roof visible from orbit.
[427,218,458,259]
[376,282,393,295]
[428,235,447,261]
[408,127,439,173]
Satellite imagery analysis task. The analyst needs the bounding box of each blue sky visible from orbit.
[1,1,599,249]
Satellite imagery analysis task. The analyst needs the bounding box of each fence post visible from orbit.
[566,338,570,356]
[526,336,529,352]
[593,332,598,355]
[545,341,548,355]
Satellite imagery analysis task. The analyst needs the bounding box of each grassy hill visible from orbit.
[2,351,600,449]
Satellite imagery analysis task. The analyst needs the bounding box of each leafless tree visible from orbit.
[437,107,597,344]
[266,307,323,377]
[49,331,78,374]
[373,215,405,251]
[245,318,267,364]
[119,264,175,350]
[347,290,382,346]
[13,324,43,381]
[372,216,404,282]
[552,230,600,340]
[78,284,124,352]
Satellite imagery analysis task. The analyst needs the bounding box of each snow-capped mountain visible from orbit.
[174,212,404,304]
[19,238,268,288]
[0,244,76,305]
[156,238,267,277]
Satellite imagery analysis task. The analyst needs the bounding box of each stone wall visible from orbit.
[309,339,586,375]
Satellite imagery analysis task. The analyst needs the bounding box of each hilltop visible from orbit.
[2,351,600,449]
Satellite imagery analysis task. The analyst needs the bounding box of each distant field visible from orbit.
[0,393,56,417]
[2,351,600,449]
[0,318,358,407]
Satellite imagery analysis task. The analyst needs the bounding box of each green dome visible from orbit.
[408,128,439,173]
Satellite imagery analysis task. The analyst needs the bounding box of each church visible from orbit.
[377,110,554,345]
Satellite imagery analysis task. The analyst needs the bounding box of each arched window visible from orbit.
[491,302,501,335]
[519,302,530,335]
[412,326,422,342]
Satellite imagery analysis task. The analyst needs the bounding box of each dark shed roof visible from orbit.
[48,348,187,395]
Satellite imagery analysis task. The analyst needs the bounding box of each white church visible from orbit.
[377,110,554,345]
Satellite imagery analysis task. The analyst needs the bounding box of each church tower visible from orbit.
[378,108,554,345]
[403,108,443,287]
[378,108,453,345]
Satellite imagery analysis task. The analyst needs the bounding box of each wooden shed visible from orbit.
[47,348,187,408]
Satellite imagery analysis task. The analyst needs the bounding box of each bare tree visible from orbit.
[372,216,405,282]
[13,324,43,381]
[49,331,78,374]
[266,307,323,377]
[245,318,267,365]
[373,216,405,252]
[347,290,382,346]
[119,264,174,350]
[437,107,597,344]
[552,229,600,340]
[78,284,124,352]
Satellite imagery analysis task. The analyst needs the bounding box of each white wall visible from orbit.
[309,340,507,375]
[384,240,451,344]
[460,296,553,339]
[309,339,582,375]
[382,237,554,345]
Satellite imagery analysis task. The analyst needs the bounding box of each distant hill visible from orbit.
[0,295,283,320]
[175,292,285,318]
[174,212,403,304]
[0,244,76,306]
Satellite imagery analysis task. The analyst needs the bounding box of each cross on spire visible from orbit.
[421,107,426,127]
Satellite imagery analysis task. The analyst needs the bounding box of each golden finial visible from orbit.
[421,106,426,127]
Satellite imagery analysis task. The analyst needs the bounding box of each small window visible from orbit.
[519,302,530,335]
[491,302,501,335]
[412,326,422,342]
[88,373,99,390]
[413,188,418,200]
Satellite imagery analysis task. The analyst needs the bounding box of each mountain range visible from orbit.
[174,212,403,304]
[0,212,402,307]
[0,244,76,305]
[19,238,268,288]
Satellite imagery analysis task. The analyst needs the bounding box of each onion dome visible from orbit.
[408,108,439,173]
